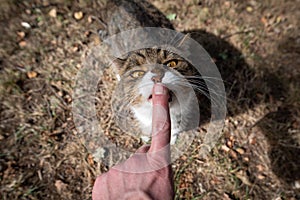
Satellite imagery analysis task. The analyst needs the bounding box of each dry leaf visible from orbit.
[181,155,187,161]
[230,150,238,159]
[25,9,31,15]
[221,145,230,152]
[257,174,266,180]
[74,11,83,20]
[72,46,79,52]
[226,140,233,148]
[17,31,25,39]
[19,41,27,47]
[256,164,264,171]
[57,91,63,97]
[88,154,94,166]
[224,1,230,8]
[49,8,57,18]
[55,180,67,193]
[276,16,283,23]
[243,157,249,162]
[236,170,252,185]
[261,17,268,26]
[236,147,245,155]
[27,71,37,79]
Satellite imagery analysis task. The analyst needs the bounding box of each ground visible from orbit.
[0,0,300,199]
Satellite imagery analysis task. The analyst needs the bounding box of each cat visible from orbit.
[98,0,204,144]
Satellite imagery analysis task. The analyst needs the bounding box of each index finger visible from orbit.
[149,83,171,153]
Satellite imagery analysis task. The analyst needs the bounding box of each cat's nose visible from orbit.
[151,75,163,83]
[151,68,165,83]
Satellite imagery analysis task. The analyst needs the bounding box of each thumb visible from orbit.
[149,83,171,153]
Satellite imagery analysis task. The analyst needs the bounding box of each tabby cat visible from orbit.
[98,0,203,144]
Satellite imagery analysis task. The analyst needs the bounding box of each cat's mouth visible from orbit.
[148,91,173,103]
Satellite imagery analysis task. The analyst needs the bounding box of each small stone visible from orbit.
[88,16,93,23]
[21,22,31,29]
[293,180,300,189]
[48,8,57,18]
[246,6,253,13]
[74,11,83,20]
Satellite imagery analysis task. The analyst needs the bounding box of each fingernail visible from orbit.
[154,83,168,95]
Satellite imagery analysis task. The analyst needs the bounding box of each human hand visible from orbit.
[92,83,174,200]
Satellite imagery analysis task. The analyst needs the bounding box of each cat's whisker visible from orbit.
[137,83,154,91]
[188,82,227,102]
[184,75,224,82]
[176,81,225,107]
[185,78,225,95]
[184,76,225,89]
[183,79,209,88]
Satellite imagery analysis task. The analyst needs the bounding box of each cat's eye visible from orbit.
[130,70,145,78]
[166,60,178,68]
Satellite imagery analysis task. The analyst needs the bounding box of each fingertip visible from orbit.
[152,83,169,106]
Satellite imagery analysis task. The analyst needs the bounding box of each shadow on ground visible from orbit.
[186,29,300,190]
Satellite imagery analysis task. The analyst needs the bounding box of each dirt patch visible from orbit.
[0,0,299,199]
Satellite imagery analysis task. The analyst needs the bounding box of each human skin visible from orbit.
[92,83,174,200]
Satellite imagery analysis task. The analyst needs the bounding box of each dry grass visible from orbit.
[0,0,299,199]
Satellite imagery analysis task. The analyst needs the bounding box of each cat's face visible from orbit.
[112,48,199,144]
